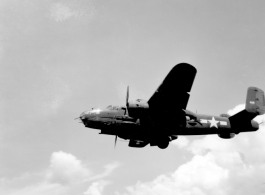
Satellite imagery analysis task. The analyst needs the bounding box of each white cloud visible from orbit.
[46,151,91,185]
[50,2,83,22]
[49,2,96,22]
[171,136,189,148]
[0,151,120,195]
[227,104,245,116]
[172,154,228,190]
[88,162,121,182]
[121,104,265,195]
[0,182,67,195]
[83,181,110,195]
[122,154,228,195]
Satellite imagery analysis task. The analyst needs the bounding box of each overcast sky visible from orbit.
[1,0,265,194]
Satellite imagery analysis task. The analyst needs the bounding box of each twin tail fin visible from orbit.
[245,87,265,115]
[229,87,264,133]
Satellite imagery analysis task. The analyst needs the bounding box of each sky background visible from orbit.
[1,0,265,194]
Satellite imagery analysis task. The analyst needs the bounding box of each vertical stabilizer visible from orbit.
[246,87,265,115]
[229,87,264,133]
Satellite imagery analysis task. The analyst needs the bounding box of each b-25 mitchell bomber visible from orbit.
[78,63,265,149]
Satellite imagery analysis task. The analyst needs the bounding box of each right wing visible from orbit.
[148,63,197,129]
[148,63,197,110]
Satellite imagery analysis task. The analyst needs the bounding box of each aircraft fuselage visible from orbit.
[80,106,259,143]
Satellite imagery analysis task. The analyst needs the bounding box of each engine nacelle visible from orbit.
[218,133,235,139]
[127,99,149,117]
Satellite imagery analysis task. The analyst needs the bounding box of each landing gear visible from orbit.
[157,140,169,149]
[150,133,170,149]
[157,136,170,149]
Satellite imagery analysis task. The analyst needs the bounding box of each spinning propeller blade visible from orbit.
[114,135,118,148]
[126,86,129,106]
[125,86,129,115]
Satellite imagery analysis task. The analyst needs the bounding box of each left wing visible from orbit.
[148,63,197,129]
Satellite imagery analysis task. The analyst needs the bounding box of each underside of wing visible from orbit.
[148,63,197,130]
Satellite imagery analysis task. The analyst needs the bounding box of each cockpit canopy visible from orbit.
[106,105,126,110]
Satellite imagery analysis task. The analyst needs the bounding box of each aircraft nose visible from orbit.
[80,111,86,120]
[79,109,101,129]
[79,111,90,127]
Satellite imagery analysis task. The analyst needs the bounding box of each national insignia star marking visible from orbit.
[208,117,219,128]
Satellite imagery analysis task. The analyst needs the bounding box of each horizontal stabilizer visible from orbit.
[246,87,265,115]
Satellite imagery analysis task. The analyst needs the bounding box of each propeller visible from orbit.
[126,86,129,106]
[114,86,130,148]
[126,86,129,115]
[114,135,118,148]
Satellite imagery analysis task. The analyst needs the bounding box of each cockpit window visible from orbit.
[106,105,117,110]
[106,105,125,110]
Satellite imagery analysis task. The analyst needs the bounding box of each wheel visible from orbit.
[157,140,169,149]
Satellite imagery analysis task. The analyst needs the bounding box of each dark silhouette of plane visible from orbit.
[78,63,265,149]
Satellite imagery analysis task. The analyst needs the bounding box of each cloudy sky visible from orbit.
[1,0,265,194]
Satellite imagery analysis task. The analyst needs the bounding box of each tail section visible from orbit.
[229,87,264,133]
[245,87,265,115]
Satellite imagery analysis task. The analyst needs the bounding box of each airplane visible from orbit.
[78,63,265,149]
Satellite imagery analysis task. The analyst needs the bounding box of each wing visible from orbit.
[148,63,197,128]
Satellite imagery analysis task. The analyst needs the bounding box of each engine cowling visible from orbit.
[218,133,235,139]
[127,99,149,117]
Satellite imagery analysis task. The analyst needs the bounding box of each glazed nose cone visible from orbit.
[80,111,90,126]
[80,111,87,120]
[79,108,102,127]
